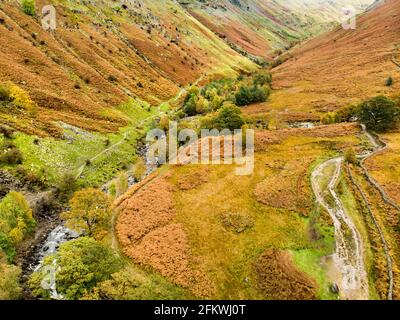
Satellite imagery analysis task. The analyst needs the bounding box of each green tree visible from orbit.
[29,237,122,300]
[358,96,400,132]
[183,93,197,116]
[213,103,245,131]
[235,86,253,106]
[61,189,112,238]
[0,191,35,246]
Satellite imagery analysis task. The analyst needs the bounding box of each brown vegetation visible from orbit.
[253,249,317,300]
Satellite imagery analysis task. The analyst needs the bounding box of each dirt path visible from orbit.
[311,157,369,300]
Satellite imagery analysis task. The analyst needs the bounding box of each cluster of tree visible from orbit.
[321,96,400,132]
[29,188,117,300]
[182,71,272,116]
[234,85,270,106]
[29,237,122,300]
[0,192,35,300]
[200,102,245,131]
[0,192,36,262]
[29,187,189,300]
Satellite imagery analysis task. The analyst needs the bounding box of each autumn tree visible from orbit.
[61,189,112,238]
[29,237,122,300]
[132,158,147,182]
[0,252,22,300]
[0,191,35,253]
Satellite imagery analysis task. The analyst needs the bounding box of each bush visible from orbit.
[0,232,17,263]
[235,85,269,106]
[14,165,45,189]
[344,148,358,165]
[1,82,37,115]
[385,76,393,87]
[357,96,400,132]
[0,145,23,165]
[29,237,122,300]
[21,0,36,16]
[183,93,197,116]
[0,253,22,300]
[56,173,78,200]
[321,112,337,125]
[0,85,11,102]
[87,266,189,300]
[235,86,253,106]
[0,126,14,139]
[212,102,245,131]
[253,71,272,86]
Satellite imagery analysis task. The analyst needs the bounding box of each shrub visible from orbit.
[344,148,358,165]
[235,85,269,106]
[21,0,36,16]
[0,126,14,139]
[212,102,245,131]
[107,75,118,82]
[321,112,337,125]
[0,191,35,246]
[0,253,22,300]
[357,96,400,132]
[3,82,37,115]
[132,158,146,182]
[335,104,360,122]
[0,147,23,165]
[0,85,11,102]
[56,173,78,200]
[0,232,17,263]
[183,93,197,116]
[235,86,253,106]
[253,71,272,86]
[87,266,189,300]
[385,76,393,87]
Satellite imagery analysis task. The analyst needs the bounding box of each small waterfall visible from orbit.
[32,225,79,300]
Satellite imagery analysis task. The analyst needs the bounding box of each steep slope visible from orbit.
[179,0,373,59]
[0,0,376,136]
[0,0,256,136]
[260,0,400,117]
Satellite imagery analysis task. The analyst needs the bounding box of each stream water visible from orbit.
[28,144,157,299]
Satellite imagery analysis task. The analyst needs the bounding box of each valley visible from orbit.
[0,0,400,302]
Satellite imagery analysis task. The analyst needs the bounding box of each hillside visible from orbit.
[0,0,374,137]
[180,0,373,59]
[245,0,400,119]
[1,0,400,303]
[0,0,256,136]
